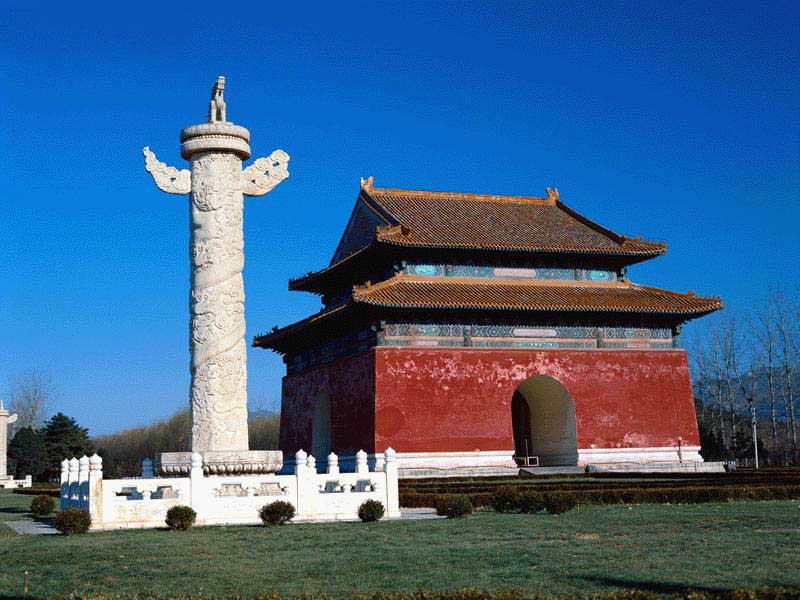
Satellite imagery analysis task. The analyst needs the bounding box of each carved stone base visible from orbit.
[156,450,283,476]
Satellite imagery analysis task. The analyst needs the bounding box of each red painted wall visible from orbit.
[279,351,376,456]
[373,347,700,453]
[279,347,701,457]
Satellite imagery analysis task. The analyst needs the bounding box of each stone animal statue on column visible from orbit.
[208,76,226,123]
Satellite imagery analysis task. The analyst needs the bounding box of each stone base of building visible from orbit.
[283,447,709,478]
[333,447,706,479]
[578,445,704,465]
[584,460,725,473]
[375,450,518,479]
[156,450,283,476]
[0,475,32,489]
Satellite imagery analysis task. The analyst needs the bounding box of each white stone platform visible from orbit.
[330,446,707,479]
[0,475,32,489]
[61,449,400,530]
[584,461,726,473]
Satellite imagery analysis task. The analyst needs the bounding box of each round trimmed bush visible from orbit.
[435,494,474,518]
[358,499,385,522]
[544,494,578,515]
[519,492,546,514]
[30,494,56,518]
[165,505,197,531]
[53,507,92,535]
[489,486,522,513]
[259,500,295,526]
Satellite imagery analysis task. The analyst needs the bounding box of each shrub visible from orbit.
[518,491,546,514]
[358,499,385,522]
[435,495,474,518]
[544,493,578,515]
[489,486,521,513]
[165,505,197,531]
[30,494,57,518]
[53,507,91,534]
[259,500,295,526]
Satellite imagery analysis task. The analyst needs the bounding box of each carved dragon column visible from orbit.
[143,77,289,475]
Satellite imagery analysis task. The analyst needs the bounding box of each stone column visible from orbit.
[144,77,288,475]
[183,122,251,454]
[0,401,18,481]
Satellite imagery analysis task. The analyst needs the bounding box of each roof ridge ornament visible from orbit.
[360,176,375,190]
[208,76,226,123]
[546,187,559,202]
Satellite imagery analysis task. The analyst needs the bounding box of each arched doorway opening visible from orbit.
[511,375,578,466]
[311,391,331,463]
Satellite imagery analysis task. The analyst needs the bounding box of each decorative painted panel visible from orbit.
[381,322,673,351]
[403,264,617,282]
[287,322,675,374]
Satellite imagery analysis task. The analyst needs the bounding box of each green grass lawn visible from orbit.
[1,490,798,598]
[0,490,34,522]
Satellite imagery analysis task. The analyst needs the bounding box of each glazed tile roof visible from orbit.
[255,275,722,350]
[352,275,722,316]
[290,180,666,292]
[365,183,666,256]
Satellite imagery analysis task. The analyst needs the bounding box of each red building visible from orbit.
[254,178,722,476]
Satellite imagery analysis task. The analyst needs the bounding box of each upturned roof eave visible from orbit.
[253,289,722,353]
[288,238,667,294]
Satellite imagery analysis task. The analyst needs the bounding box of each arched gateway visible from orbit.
[511,375,578,467]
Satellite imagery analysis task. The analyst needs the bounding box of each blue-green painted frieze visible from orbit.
[381,322,674,350]
[286,322,676,374]
[403,263,617,282]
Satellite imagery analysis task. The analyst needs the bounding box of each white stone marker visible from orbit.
[144,77,288,475]
[0,401,18,484]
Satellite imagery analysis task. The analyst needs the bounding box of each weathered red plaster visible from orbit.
[279,347,700,457]
[279,351,375,456]
[374,347,700,453]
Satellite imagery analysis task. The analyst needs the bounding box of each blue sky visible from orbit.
[2,1,798,435]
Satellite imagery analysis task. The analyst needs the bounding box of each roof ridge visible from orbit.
[365,183,559,206]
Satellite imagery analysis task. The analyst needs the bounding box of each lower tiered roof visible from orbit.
[254,274,722,351]
[352,275,722,314]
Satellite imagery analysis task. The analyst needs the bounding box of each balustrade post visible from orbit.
[78,456,90,509]
[68,457,79,506]
[355,449,368,475]
[59,459,70,509]
[384,447,401,518]
[327,452,339,475]
[88,454,103,528]
[189,452,203,516]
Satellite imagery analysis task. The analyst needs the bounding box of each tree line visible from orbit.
[4,371,281,481]
[690,289,799,465]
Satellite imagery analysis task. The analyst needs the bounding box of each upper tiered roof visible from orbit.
[290,179,666,293]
